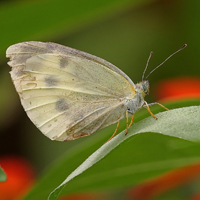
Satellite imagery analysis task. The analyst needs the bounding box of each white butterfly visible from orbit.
[6,42,186,141]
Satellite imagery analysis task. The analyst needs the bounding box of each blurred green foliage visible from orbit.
[0,167,6,182]
[1,0,200,200]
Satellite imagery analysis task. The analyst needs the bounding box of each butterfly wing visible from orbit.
[6,42,135,141]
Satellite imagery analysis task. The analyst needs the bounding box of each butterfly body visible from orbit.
[125,80,149,114]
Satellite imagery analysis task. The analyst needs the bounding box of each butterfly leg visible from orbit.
[107,112,135,142]
[147,102,169,111]
[143,101,169,120]
[125,110,129,135]
[143,101,158,120]
[128,114,135,128]
[106,121,120,142]
[155,102,169,111]
[125,111,135,135]
[145,102,169,111]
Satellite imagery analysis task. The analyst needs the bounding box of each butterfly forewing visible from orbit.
[6,42,135,141]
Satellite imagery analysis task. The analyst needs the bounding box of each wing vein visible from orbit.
[22,87,118,98]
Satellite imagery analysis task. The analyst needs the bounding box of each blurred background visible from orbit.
[1,0,200,200]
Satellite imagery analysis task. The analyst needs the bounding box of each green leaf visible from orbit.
[0,167,7,182]
[48,105,200,200]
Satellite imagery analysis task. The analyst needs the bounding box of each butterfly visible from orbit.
[6,42,186,141]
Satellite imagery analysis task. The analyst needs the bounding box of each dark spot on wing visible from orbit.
[55,98,69,111]
[60,57,68,68]
[45,76,58,87]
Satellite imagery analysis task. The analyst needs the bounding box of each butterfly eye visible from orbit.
[145,89,149,95]
[142,81,149,95]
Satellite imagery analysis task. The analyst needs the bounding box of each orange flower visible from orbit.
[128,162,200,200]
[0,156,35,200]
[154,77,200,101]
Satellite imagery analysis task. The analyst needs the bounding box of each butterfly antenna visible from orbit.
[145,44,187,80]
[142,51,153,81]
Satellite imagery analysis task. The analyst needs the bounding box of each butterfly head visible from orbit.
[136,80,149,97]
